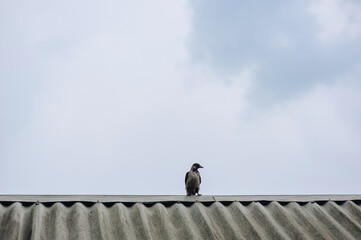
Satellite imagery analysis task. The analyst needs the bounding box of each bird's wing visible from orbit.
[185,172,189,184]
[199,173,201,184]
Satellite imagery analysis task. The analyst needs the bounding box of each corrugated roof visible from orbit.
[1,195,361,240]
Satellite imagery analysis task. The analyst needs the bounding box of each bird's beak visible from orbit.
[199,165,204,168]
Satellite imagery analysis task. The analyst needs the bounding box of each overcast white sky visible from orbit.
[1,0,361,195]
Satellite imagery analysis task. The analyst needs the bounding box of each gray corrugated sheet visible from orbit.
[1,195,361,240]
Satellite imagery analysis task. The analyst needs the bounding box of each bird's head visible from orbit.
[192,163,203,169]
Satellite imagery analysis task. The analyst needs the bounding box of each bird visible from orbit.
[185,163,203,196]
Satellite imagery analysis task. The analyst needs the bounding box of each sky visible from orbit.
[1,0,361,195]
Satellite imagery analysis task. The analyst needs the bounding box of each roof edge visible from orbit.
[0,195,361,203]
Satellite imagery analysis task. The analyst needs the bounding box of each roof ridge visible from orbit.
[0,194,360,203]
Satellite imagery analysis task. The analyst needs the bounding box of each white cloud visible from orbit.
[1,0,257,192]
[229,81,361,194]
[309,0,361,44]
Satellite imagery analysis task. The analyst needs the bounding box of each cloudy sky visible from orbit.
[1,0,361,195]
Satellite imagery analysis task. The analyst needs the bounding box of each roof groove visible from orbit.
[301,202,337,240]
[150,203,176,239]
[70,202,92,239]
[269,201,311,240]
[191,202,222,240]
[285,202,329,240]
[111,203,134,240]
[210,202,246,240]
[30,203,40,240]
[249,202,290,240]
[51,203,69,240]
[19,202,31,240]
[326,201,361,239]
[1,202,22,240]
[132,203,153,240]
[343,201,361,225]
[228,202,264,240]
[93,203,112,240]
[168,203,199,239]
[310,202,355,240]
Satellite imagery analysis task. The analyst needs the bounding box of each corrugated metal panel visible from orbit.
[0,196,361,240]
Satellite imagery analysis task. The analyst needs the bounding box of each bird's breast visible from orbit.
[186,172,200,185]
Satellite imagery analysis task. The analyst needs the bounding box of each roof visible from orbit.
[1,195,361,240]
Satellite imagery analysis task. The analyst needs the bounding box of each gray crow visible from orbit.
[185,163,203,196]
